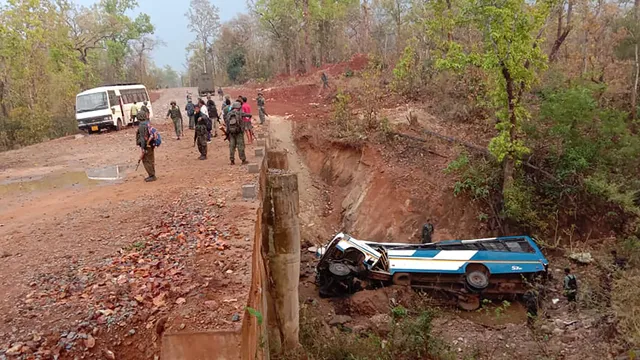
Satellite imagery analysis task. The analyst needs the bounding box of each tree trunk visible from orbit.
[501,64,517,195]
[202,39,208,74]
[632,0,640,120]
[302,0,310,72]
[549,0,572,63]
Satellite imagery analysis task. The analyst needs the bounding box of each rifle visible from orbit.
[219,125,229,142]
[135,158,141,171]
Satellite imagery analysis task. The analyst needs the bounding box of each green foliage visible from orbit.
[227,49,247,82]
[391,305,408,319]
[299,305,452,360]
[445,153,500,202]
[245,306,264,325]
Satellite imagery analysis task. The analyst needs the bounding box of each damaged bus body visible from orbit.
[315,233,549,310]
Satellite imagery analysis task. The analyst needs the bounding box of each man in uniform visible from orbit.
[130,101,139,124]
[139,101,150,121]
[217,87,224,101]
[185,97,195,130]
[257,92,267,124]
[193,104,209,160]
[206,95,219,137]
[136,116,156,182]
[226,101,250,165]
[563,267,578,306]
[321,72,329,89]
[166,101,183,140]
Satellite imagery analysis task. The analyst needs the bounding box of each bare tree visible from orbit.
[185,0,221,75]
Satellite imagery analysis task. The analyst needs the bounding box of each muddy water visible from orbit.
[457,300,529,326]
[0,165,131,196]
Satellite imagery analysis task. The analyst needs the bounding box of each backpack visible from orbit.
[186,102,195,116]
[227,112,242,134]
[566,274,577,291]
[148,125,162,147]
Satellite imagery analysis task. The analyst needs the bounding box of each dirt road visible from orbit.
[0,88,265,359]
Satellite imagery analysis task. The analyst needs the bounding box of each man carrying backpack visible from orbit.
[563,267,578,304]
[139,101,150,121]
[226,101,250,165]
[136,117,158,182]
[193,104,209,160]
[185,97,195,130]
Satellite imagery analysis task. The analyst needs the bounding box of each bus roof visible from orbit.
[77,84,147,96]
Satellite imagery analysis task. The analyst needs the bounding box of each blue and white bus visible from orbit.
[315,233,549,309]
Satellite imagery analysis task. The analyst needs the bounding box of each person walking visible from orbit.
[257,92,267,125]
[217,87,224,101]
[130,101,139,124]
[166,101,183,140]
[241,96,254,144]
[139,101,150,121]
[136,117,157,182]
[226,101,249,165]
[193,104,208,160]
[563,268,578,306]
[185,97,195,130]
[198,99,212,143]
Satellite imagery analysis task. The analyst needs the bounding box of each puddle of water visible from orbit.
[457,301,528,326]
[0,165,132,196]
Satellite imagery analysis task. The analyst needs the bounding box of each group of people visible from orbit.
[135,90,268,182]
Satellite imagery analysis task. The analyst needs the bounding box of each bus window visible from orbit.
[107,91,117,108]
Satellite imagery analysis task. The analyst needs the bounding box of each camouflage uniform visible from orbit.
[194,112,209,159]
[136,121,156,180]
[257,95,266,124]
[225,102,249,164]
[166,105,183,138]
[139,104,150,121]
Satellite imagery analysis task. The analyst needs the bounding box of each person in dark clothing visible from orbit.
[198,99,212,143]
[206,95,219,137]
[563,268,578,305]
[193,104,209,160]
[523,288,540,326]
[135,118,156,182]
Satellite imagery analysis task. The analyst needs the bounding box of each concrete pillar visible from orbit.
[265,172,300,353]
[267,150,289,170]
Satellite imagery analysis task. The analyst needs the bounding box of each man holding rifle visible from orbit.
[193,104,209,160]
[136,116,157,182]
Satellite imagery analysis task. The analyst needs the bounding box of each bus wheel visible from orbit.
[392,273,411,286]
[458,294,481,311]
[466,270,489,292]
[115,118,123,131]
[329,262,352,279]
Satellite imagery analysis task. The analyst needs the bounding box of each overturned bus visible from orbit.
[315,232,549,310]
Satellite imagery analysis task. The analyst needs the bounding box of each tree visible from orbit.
[437,0,552,208]
[185,0,221,75]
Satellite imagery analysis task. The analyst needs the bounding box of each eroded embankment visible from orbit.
[295,133,487,244]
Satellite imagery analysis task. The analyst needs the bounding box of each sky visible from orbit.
[76,0,246,71]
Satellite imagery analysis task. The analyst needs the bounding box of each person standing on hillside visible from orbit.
[257,92,267,125]
[193,104,209,160]
[185,97,195,130]
[226,101,250,165]
[130,101,139,124]
[241,96,254,144]
[136,117,157,182]
[166,101,183,140]
[563,268,578,307]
